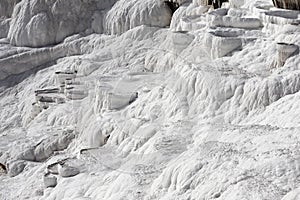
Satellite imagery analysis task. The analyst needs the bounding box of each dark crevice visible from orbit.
[0,163,6,172]
[206,0,229,9]
[272,0,300,10]
[164,1,180,14]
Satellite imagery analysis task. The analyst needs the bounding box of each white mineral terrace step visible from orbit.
[205,30,242,58]
[34,88,59,95]
[57,164,80,177]
[254,6,300,25]
[46,159,69,175]
[107,92,138,110]
[207,8,263,29]
[65,90,88,100]
[55,71,77,84]
[65,79,82,85]
[35,93,66,104]
[180,15,207,32]
[43,173,57,188]
[31,102,42,116]
[272,42,299,68]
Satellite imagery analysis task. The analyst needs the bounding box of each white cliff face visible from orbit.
[7,0,116,47]
[0,0,19,39]
[0,19,11,39]
[104,0,173,35]
[7,0,172,47]
[1,0,300,200]
[0,0,21,18]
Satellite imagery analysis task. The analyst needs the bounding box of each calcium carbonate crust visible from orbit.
[1,0,300,200]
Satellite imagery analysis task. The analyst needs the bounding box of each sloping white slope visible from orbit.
[1,0,300,200]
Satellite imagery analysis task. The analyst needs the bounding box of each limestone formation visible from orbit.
[105,0,173,35]
[58,164,80,177]
[0,42,82,81]
[43,173,57,188]
[7,160,26,177]
[0,19,11,39]
[0,0,21,18]
[0,163,6,174]
[55,71,77,85]
[205,31,242,58]
[272,42,299,68]
[107,92,139,110]
[196,0,229,8]
[272,0,300,10]
[164,1,180,13]
[18,131,75,162]
[2,0,300,199]
[7,0,116,47]
[229,0,245,8]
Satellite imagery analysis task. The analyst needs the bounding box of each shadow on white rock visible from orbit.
[7,160,26,177]
[271,42,299,68]
[0,19,11,39]
[43,173,57,188]
[19,130,75,162]
[58,164,80,178]
[0,39,84,81]
[0,0,20,18]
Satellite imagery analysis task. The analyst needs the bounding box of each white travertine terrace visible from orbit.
[0,0,300,200]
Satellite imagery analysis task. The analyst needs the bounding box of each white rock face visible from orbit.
[0,0,20,18]
[205,31,242,58]
[105,0,172,35]
[272,42,299,68]
[0,19,11,39]
[0,0,19,39]
[7,0,116,47]
[43,174,57,188]
[1,0,300,200]
[0,41,81,81]
[7,160,25,177]
[58,164,80,177]
[207,8,263,28]
[229,0,245,8]
[7,0,172,46]
[170,3,209,31]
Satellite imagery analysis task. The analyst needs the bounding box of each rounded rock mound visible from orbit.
[104,0,173,35]
[7,0,115,47]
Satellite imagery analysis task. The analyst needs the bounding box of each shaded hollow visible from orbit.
[164,1,179,14]
[272,0,300,10]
